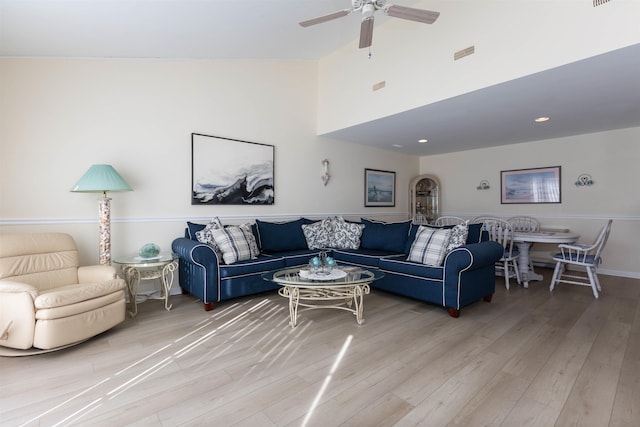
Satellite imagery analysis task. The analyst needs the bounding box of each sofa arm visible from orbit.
[444,241,503,273]
[78,265,119,283]
[442,241,503,311]
[171,238,221,304]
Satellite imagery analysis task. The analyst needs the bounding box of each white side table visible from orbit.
[113,253,178,317]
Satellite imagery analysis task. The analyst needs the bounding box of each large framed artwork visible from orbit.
[501,166,561,204]
[191,133,274,205]
[364,168,396,207]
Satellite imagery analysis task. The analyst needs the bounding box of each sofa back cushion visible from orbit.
[186,221,207,240]
[255,218,312,252]
[360,219,411,253]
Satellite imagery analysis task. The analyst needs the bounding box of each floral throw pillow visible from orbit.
[445,221,469,254]
[195,217,224,258]
[302,218,333,249]
[331,221,365,250]
[407,226,452,266]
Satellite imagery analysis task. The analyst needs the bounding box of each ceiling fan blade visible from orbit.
[299,9,351,27]
[385,5,440,24]
[359,17,374,48]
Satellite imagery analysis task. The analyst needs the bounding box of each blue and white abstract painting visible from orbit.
[192,134,274,205]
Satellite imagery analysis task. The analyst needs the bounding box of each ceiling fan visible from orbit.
[299,0,440,49]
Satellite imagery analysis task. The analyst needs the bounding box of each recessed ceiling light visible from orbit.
[418,139,428,143]
[392,144,403,148]
[534,116,550,123]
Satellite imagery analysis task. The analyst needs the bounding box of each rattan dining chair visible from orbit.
[549,220,612,299]
[475,217,521,289]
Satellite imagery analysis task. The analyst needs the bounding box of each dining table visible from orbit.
[512,230,580,288]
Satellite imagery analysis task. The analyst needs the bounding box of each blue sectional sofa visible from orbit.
[171,217,503,317]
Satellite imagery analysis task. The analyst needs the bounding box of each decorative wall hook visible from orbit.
[321,159,330,186]
[575,173,594,186]
[476,180,490,190]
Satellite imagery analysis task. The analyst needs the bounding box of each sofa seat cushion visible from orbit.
[332,248,398,269]
[35,290,125,320]
[262,249,322,267]
[34,280,126,310]
[379,257,444,281]
[218,255,284,279]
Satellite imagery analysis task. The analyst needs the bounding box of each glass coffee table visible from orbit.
[263,266,384,327]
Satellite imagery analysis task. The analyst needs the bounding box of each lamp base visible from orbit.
[98,197,112,265]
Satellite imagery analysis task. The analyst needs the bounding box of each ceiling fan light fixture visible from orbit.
[362,3,375,18]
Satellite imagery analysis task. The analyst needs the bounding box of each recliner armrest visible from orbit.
[78,265,119,283]
[0,281,39,300]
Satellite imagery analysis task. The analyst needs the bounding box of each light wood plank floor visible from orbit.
[2,269,639,426]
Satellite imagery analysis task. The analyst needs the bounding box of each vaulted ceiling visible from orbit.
[1,0,639,155]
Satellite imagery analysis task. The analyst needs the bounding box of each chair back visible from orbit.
[434,216,465,226]
[476,217,515,258]
[592,219,613,263]
[507,216,540,232]
[0,233,80,291]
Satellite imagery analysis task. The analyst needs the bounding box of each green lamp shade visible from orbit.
[71,164,133,193]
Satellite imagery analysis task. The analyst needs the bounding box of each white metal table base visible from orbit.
[278,283,371,327]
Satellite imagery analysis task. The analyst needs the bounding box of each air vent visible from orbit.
[372,81,386,91]
[454,46,475,61]
[593,0,612,6]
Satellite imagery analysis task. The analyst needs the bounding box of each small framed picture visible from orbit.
[501,166,561,204]
[365,169,396,207]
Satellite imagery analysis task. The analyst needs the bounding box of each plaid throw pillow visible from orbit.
[210,223,259,264]
[407,226,452,266]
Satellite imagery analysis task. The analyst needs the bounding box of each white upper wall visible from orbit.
[317,0,640,134]
[0,58,418,263]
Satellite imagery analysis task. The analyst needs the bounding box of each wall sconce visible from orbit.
[476,180,490,190]
[575,173,594,186]
[321,159,330,186]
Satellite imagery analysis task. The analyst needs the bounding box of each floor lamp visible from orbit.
[71,164,133,265]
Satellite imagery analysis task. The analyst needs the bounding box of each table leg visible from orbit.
[516,242,544,289]
[353,284,370,325]
[287,286,300,328]
[160,261,177,311]
[123,266,140,317]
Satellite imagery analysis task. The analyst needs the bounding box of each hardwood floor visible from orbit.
[2,269,639,426]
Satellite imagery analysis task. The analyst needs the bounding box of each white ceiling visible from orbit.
[1,0,639,155]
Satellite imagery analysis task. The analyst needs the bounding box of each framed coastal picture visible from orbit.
[364,168,396,207]
[501,166,561,204]
[191,133,274,205]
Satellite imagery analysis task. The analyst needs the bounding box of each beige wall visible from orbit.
[0,58,418,266]
[419,126,640,278]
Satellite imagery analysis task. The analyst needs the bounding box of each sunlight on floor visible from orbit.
[20,298,279,426]
[302,334,353,427]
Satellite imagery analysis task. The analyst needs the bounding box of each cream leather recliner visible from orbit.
[0,232,126,352]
